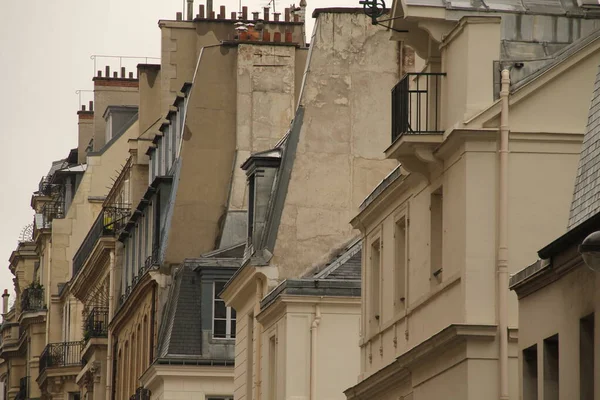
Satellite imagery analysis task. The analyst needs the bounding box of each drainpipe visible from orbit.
[498,68,510,400]
[106,249,116,400]
[404,199,411,341]
[254,278,264,400]
[310,304,322,400]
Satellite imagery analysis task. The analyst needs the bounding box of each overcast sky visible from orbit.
[0,0,352,304]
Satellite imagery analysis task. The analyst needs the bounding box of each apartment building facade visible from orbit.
[509,62,600,400]
[342,1,600,399]
[220,9,401,400]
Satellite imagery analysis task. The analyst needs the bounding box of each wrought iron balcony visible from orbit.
[130,387,151,400]
[84,307,109,341]
[15,376,28,400]
[20,285,45,313]
[72,206,130,278]
[391,72,446,143]
[39,341,83,374]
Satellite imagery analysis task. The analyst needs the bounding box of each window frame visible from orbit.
[212,281,236,340]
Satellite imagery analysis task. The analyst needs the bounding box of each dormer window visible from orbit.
[103,106,138,144]
[241,148,282,250]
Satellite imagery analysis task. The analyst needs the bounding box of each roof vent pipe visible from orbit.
[187,0,194,20]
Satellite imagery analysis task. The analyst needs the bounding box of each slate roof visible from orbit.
[156,264,203,358]
[260,239,362,310]
[311,238,362,280]
[568,63,600,229]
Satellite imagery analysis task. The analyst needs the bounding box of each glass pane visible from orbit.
[230,320,237,338]
[214,281,226,298]
[214,300,227,318]
[214,320,226,338]
[231,308,236,320]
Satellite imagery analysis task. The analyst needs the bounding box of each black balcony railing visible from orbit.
[72,207,130,278]
[84,307,109,341]
[15,376,28,400]
[39,341,83,374]
[391,72,446,143]
[130,387,151,400]
[20,286,45,313]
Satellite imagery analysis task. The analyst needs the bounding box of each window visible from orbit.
[523,344,538,400]
[430,187,443,280]
[369,238,381,333]
[213,282,236,339]
[544,334,559,400]
[580,314,594,400]
[105,114,113,144]
[247,176,256,243]
[123,243,129,294]
[395,217,407,311]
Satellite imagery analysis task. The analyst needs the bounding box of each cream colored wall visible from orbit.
[440,18,501,129]
[357,133,580,383]
[271,12,399,280]
[258,299,361,400]
[232,294,256,400]
[518,262,600,399]
[500,54,599,134]
[93,83,139,151]
[159,21,209,116]
[145,368,234,400]
[138,67,162,138]
[164,46,236,263]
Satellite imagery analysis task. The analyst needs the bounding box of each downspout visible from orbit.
[254,278,264,400]
[310,304,322,400]
[498,68,510,400]
[106,249,116,400]
[404,199,411,341]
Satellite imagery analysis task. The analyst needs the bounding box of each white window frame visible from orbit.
[212,282,235,340]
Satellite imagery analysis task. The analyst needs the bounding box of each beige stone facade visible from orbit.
[221,9,400,400]
[343,1,600,399]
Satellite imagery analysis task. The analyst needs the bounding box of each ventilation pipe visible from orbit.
[498,68,510,400]
[2,290,9,316]
[310,304,322,400]
[187,0,194,20]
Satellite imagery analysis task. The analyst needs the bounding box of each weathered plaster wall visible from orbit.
[229,44,302,212]
[272,12,399,279]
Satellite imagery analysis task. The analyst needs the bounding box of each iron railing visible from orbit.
[119,246,160,307]
[15,376,28,400]
[72,207,130,278]
[84,307,109,341]
[391,72,446,142]
[129,387,151,400]
[20,286,45,313]
[39,341,83,374]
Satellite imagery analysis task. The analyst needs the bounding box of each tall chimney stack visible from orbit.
[207,0,213,17]
[187,0,194,20]
[2,289,9,316]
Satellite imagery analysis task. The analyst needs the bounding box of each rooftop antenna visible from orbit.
[267,0,277,12]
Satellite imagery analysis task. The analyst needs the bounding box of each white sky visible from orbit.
[0,0,353,302]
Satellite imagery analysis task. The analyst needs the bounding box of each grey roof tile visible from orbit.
[568,63,600,229]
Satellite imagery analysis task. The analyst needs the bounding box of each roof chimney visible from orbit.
[2,289,9,316]
[207,0,213,17]
[187,0,194,20]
